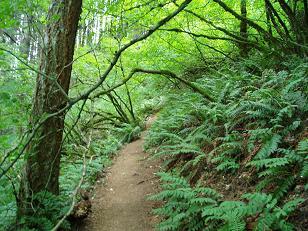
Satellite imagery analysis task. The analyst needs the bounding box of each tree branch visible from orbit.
[92,68,214,102]
[70,0,193,104]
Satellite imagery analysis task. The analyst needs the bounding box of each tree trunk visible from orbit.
[265,0,273,36]
[302,0,308,46]
[18,0,82,219]
[21,15,32,60]
[239,0,248,57]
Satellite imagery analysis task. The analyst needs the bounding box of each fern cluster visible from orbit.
[149,172,222,231]
[151,173,304,231]
[146,57,307,230]
[18,191,71,231]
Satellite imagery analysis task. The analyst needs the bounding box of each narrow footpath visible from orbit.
[81,116,160,231]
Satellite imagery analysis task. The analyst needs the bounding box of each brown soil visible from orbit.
[79,115,160,231]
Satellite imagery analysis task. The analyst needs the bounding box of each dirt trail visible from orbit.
[80,116,160,231]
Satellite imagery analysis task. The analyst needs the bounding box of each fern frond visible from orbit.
[254,134,281,160]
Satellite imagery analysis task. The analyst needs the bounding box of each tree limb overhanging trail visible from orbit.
[70,0,193,104]
[0,0,193,180]
[91,68,214,102]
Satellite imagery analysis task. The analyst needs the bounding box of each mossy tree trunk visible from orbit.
[17,0,82,219]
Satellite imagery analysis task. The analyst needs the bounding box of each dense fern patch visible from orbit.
[145,57,308,231]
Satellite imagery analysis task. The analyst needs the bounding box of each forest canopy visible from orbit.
[0,0,307,230]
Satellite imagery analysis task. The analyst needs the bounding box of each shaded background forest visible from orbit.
[0,0,307,230]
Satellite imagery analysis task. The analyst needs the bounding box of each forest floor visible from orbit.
[79,115,161,231]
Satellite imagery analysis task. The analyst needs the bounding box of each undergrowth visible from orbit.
[0,120,141,230]
[146,56,308,231]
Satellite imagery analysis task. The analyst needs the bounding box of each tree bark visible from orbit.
[265,0,273,36]
[239,0,248,56]
[21,15,33,60]
[18,0,82,219]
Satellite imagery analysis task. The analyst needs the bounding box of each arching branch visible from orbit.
[92,68,214,102]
